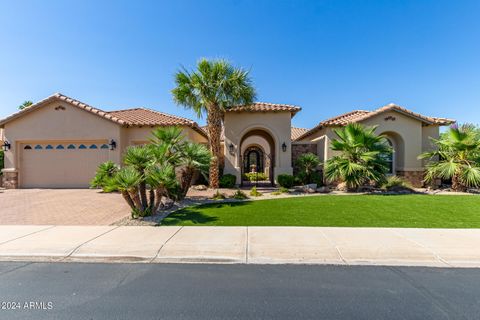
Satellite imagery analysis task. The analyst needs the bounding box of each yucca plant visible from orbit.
[419,124,480,191]
[324,123,391,191]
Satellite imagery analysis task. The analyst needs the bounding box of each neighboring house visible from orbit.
[0,93,454,189]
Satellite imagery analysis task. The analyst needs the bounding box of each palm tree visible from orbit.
[172,59,256,188]
[90,161,119,191]
[296,153,320,184]
[145,163,178,213]
[178,142,212,198]
[123,146,152,209]
[18,100,33,110]
[419,124,480,191]
[149,126,184,167]
[106,167,142,217]
[324,123,391,191]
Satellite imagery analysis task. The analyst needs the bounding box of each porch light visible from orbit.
[282,142,287,152]
[2,140,11,151]
[228,143,235,155]
[109,139,117,151]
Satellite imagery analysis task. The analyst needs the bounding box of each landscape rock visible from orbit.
[192,184,208,191]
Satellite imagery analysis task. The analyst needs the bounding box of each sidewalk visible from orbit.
[0,225,479,267]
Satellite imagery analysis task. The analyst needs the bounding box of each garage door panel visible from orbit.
[20,142,110,188]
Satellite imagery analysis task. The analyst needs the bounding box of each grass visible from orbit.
[161,195,480,228]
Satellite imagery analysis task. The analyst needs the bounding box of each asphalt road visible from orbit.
[0,262,478,320]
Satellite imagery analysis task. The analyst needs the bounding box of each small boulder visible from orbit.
[192,184,208,191]
[316,186,330,193]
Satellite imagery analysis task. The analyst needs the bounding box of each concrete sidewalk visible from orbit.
[0,225,478,267]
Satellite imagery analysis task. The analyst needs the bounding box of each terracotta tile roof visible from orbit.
[227,102,301,116]
[295,103,455,141]
[290,127,309,140]
[0,93,127,127]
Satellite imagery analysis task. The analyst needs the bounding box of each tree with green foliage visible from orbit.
[18,101,33,110]
[172,58,256,188]
[419,123,480,191]
[296,153,320,184]
[324,123,391,191]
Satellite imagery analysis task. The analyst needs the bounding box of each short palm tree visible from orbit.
[296,153,320,184]
[324,123,391,191]
[178,142,212,198]
[123,146,152,209]
[90,161,119,191]
[145,163,178,213]
[106,166,142,217]
[419,124,480,191]
[172,59,256,188]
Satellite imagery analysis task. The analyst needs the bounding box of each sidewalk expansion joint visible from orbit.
[0,225,56,247]
[61,226,121,261]
[320,230,348,265]
[149,226,184,263]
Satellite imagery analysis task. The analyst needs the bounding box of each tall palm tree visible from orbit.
[149,126,184,167]
[172,59,256,188]
[178,142,212,198]
[419,124,480,191]
[324,123,391,191]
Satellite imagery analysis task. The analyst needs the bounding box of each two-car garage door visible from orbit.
[20,142,111,188]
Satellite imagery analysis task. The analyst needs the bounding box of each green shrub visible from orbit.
[249,186,262,197]
[277,174,295,188]
[382,176,413,191]
[296,171,323,186]
[243,172,268,182]
[90,161,120,192]
[231,189,248,200]
[219,174,237,188]
[271,191,282,195]
[212,190,226,200]
[279,187,289,193]
[296,153,321,184]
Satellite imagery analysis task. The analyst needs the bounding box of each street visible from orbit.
[0,262,478,319]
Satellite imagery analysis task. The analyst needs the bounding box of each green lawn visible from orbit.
[161,195,480,228]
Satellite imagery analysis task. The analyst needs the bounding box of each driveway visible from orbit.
[0,189,130,225]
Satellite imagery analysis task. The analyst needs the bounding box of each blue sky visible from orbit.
[1,0,479,128]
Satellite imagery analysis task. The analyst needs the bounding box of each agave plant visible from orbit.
[419,124,480,191]
[324,123,391,191]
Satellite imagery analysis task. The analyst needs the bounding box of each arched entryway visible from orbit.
[239,129,275,186]
[380,131,405,175]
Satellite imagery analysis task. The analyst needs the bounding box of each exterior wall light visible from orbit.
[228,143,235,155]
[2,140,11,151]
[109,139,117,151]
[282,142,287,152]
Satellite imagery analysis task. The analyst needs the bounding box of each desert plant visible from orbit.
[172,58,256,188]
[249,186,262,197]
[243,172,268,181]
[419,124,480,191]
[324,123,391,191]
[90,161,119,191]
[296,153,320,184]
[219,174,237,188]
[231,189,248,200]
[382,175,413,191]
[178,142,212,199]
[212,190,226,200]
[279,187,289,193]
[105,167,143,218]
[277,174,295,188]
[18,100,33,110]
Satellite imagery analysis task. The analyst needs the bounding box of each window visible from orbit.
[100,144,109,149]
[34,145,43,150]
[383,139,394,174]
[67,144,76,149]
[45,145,53,150]
[23,145,32,150]
[56,145,65,149]
[89,144,98,149]
[78,144,87,149]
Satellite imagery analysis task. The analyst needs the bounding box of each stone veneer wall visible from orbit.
[397,170,424,188]
[291,143,317,175]
[2,171,18,189]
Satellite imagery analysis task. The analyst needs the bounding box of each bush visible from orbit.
[382,176,413,191]
[296,153,321,184]
[90,161,120,192]
[243,172,268,182]
[279,187,289,193]
[231,189,248,200]
[249,186,262,197]
[277,174,295,188]
[219,174,237,188]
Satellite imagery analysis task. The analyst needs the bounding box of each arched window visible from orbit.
[67,144,76,149]
[383,139,394,174]
[78,144,87,149]
[45,145,53,150]
[56,145,65,149]
[34,145,43,150]
[23,145,32,150]
[100,144,109,149]
[89,144,98,149]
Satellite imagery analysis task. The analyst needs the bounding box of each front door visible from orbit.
[243,146,264,173]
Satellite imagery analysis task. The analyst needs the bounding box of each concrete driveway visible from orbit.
[0,189,130,225]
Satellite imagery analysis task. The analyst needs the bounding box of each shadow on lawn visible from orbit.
[160,201,250,226]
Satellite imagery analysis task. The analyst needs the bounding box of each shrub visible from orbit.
[382,176,413,191]
[279,187,289,193]
[271,191,282,195]
[249,186,262,197]
[296,153,321,184]
[212,190,226,200]
[231,189,248,200]
[243,172,268,182]
[90,161,120,192]
[277,174,295,188]
[219,174,237,188]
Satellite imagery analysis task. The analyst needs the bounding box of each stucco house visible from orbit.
[0,93,453,189]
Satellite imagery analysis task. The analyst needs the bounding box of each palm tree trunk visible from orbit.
[139,179,148,210]
[153,187,165,213]
[207,106,222,189]
[120,191,136,211]
[452,172,467,192]
[148,188,155,212]
[180,167,194,199]
[129,188,143,214]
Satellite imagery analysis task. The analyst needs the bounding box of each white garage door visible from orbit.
[20,142,111,188]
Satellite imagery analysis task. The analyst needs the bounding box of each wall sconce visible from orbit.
[228,143,235,155]
[2,140,11,151]
[282,142,287,152]
[109,139,117,151]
